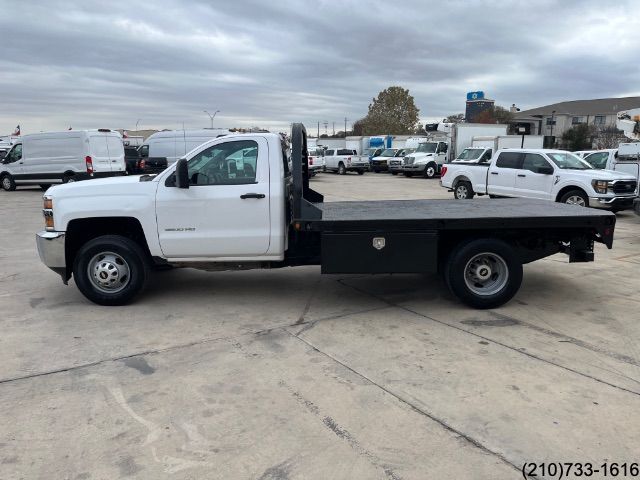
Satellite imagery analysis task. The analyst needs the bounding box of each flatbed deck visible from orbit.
[314,198,615,236]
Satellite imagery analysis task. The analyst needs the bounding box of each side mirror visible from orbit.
[175,158,190,188]
[537,165,554,175]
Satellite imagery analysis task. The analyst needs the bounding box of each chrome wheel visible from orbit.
[464,252,509,296]
[87,251,131,294]
[2,177,11,190]
[565,195,586,206]
[455,184,469,199]
[425,166,436,178]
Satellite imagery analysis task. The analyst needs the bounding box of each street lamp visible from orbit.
[135,119,141,131]
[204,110,220,128]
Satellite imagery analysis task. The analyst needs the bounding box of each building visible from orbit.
[465,97,495,123]
[513,96,640,141]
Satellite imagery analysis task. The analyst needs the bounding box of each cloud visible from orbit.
[1,0,639,135]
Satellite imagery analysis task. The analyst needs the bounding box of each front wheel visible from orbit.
[403,172,413,177]
[40,184,51,191]
[444,238,523,309]
[357,170,365,175]
[337,163,346,175]
[454,181,474,199]
[559,189,588,207]
[424,164,437,178]
[73,235,148,306]
[1,174,16,191]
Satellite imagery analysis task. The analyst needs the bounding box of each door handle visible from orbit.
[517,174,526,177]
[240,193,265,199]
[490,172,499,175]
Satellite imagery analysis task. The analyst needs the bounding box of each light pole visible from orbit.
[204,110,220,128]
[549,110,556,148]
[135,119,141,131]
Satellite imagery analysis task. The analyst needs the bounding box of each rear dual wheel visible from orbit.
[444,238,522,309]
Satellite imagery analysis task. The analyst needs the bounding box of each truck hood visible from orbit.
[407,153,435,162]
[565,169,635,181]
[46,175,155,198]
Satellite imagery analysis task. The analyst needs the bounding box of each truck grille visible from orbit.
[404,157,414,165]
[611,180,637,194]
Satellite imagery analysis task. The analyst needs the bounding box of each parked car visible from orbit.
[370,148,400,173]
[1,129,126,191]
[138,129,230,174]
[308,148,325,176]
[441,149,637,211]
[324,148,368,175]
[124,146,141,174]
[389,148,415,174]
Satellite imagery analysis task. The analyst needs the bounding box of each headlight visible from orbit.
[43,196,54,231]
[592,180,608,194]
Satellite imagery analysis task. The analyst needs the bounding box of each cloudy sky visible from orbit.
[1,0,639,135]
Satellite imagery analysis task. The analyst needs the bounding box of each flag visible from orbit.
[12,125,20,136]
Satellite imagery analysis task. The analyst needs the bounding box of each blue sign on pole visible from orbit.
[466,91,485,101]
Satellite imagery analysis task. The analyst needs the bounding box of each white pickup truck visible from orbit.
[441,149,637,211]
[324,148,368,175]
[35,126,620,309]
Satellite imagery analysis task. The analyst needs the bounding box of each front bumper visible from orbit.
[588,196,636,210]
[371,160,389,171]
[36,231,67,281]
[402,164,426,172]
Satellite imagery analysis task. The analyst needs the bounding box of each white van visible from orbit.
[138,129,229,173]
[0,129,126,191]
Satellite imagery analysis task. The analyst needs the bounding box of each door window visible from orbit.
[584,152,608,169]
[495,152,522,169]
[479,150,492,163]
[4,144,22,163]
[522,153,551,173]
[325,150,334,156]
[139,145,149,157]
[187,140,258,185]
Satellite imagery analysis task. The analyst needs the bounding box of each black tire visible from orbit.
[454,180,474,199]
[444,238,523,309]
[1,174,16,191]
[338,163,346,175]
[357,170,365,175]
[63,173,76,183]
[559,189,588,207]
[403,172,413,177]
[73,235,149,306]
[423,163,437,179]
[391,172,398,175]
[40,184,51,191]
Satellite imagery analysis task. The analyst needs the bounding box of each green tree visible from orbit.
[362,86,420,135]
[562,124,595,151]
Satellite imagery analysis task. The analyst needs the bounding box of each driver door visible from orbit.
[155,137,270,258]
[3,144,24,177]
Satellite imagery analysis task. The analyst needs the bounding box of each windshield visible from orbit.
[547,152,592,170]
[398,148,415,156]
[456,148,484,160]
[380,149,397,157]
[416,143,437,153]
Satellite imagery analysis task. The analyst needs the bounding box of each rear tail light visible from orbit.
[140,159,146,170]
[85,156,94,174]
[441,166,448,177]
[309,157,314,165]
[347,157,351,164]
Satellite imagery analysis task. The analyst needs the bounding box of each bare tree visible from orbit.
[594,126,625,149]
